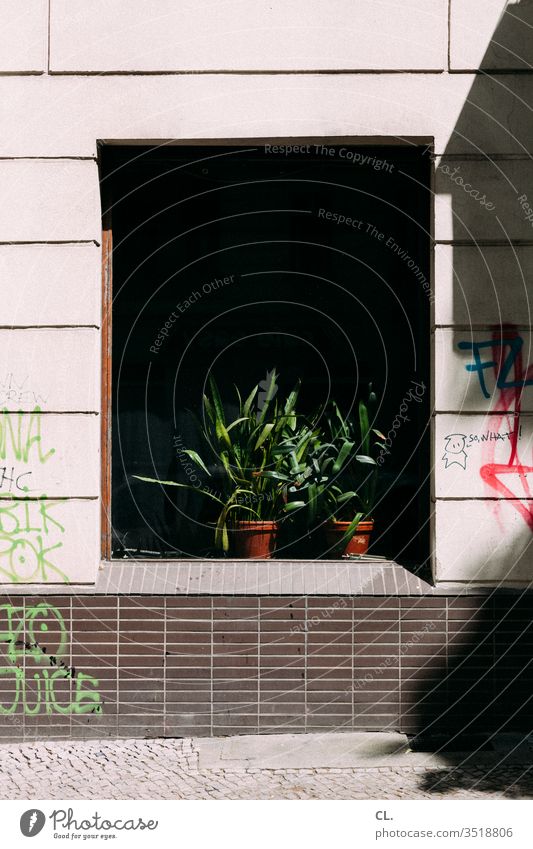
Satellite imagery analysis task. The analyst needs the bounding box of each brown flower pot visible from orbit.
[325,519,374,556]
[231,520,278,559]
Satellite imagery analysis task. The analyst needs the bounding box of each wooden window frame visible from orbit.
[101,188,113,561]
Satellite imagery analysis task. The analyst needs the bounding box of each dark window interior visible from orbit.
[102,143,430,567]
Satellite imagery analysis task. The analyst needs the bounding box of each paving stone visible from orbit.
[0,737,531,799]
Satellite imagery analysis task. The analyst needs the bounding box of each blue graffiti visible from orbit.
[458,337,533,399]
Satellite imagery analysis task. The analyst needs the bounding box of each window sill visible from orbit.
[0,561,529,594]
[0,559,429,595]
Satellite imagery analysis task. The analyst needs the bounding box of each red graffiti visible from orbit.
[477,328,533,530]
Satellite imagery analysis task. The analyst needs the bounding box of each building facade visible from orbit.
[0,0,532,741]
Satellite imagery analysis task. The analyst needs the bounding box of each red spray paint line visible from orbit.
[479,328,533,529]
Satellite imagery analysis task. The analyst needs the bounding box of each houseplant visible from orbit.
[322,390,385,555]
[133,372,314,559]
[291,389,385,557]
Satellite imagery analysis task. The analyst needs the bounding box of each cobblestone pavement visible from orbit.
[0,738,532,800]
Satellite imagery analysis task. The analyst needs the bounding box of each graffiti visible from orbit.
[442,434,468,470]
[0,407,55,465]
[0,406,66,582]
[442,429,525,471]
[459,336,533,400]
[0,497,67,583]
[15,636,75,678]
[0,467,32,494]
[0,374,47,409]
[0,603,102,717]
[466,428,522,445]
[460,330,533,531]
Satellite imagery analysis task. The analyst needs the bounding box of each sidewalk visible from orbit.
[0,733,532,800]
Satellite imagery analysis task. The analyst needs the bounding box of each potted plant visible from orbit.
[323,390,385,556]
[134,372,311,559]
[292,389,385,557]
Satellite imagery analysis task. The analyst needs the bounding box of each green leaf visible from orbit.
[332,511,364,554]
[359,399,370,456]
[345,511,364,539]
[307,481,318,525]
[284,380,301,416]
[355,454,376,465]
[332,440,354,474]
[209,374,226,426]
[226,417,250,433]
[255,422,274,450]
[228,502,258,516]
[203,394,215,424]
[271,444,294,456]
[181,449,211,476]
[258,470,293,482]
[256,370,278,424]
[214,509,229,551]
[332,401,349,439]
[215,418,232,451]
[283,500,305,512]
[132,474,173,484]
[336,490,358,504]
[243,385,258,417]
[219,451,238,483]
[132,476,224,504]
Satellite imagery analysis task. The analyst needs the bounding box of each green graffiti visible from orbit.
[0,407,55,464]
[0,406,65,583]
[0,500,67,582]
[0,603,102,717]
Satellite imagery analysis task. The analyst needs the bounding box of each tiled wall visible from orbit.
[0,595,530,742]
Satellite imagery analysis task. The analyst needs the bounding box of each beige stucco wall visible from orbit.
[1,0,531,585]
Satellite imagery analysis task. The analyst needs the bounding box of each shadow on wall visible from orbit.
[406,597,533,797]
[413,0,533,791]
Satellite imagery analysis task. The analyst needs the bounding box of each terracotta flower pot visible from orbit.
[325,519,374,556]
[231,520,278,559]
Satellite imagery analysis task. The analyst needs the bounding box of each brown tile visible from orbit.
[353,598,399,610]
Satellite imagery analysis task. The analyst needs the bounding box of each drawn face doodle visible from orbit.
[443,433,468,470]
